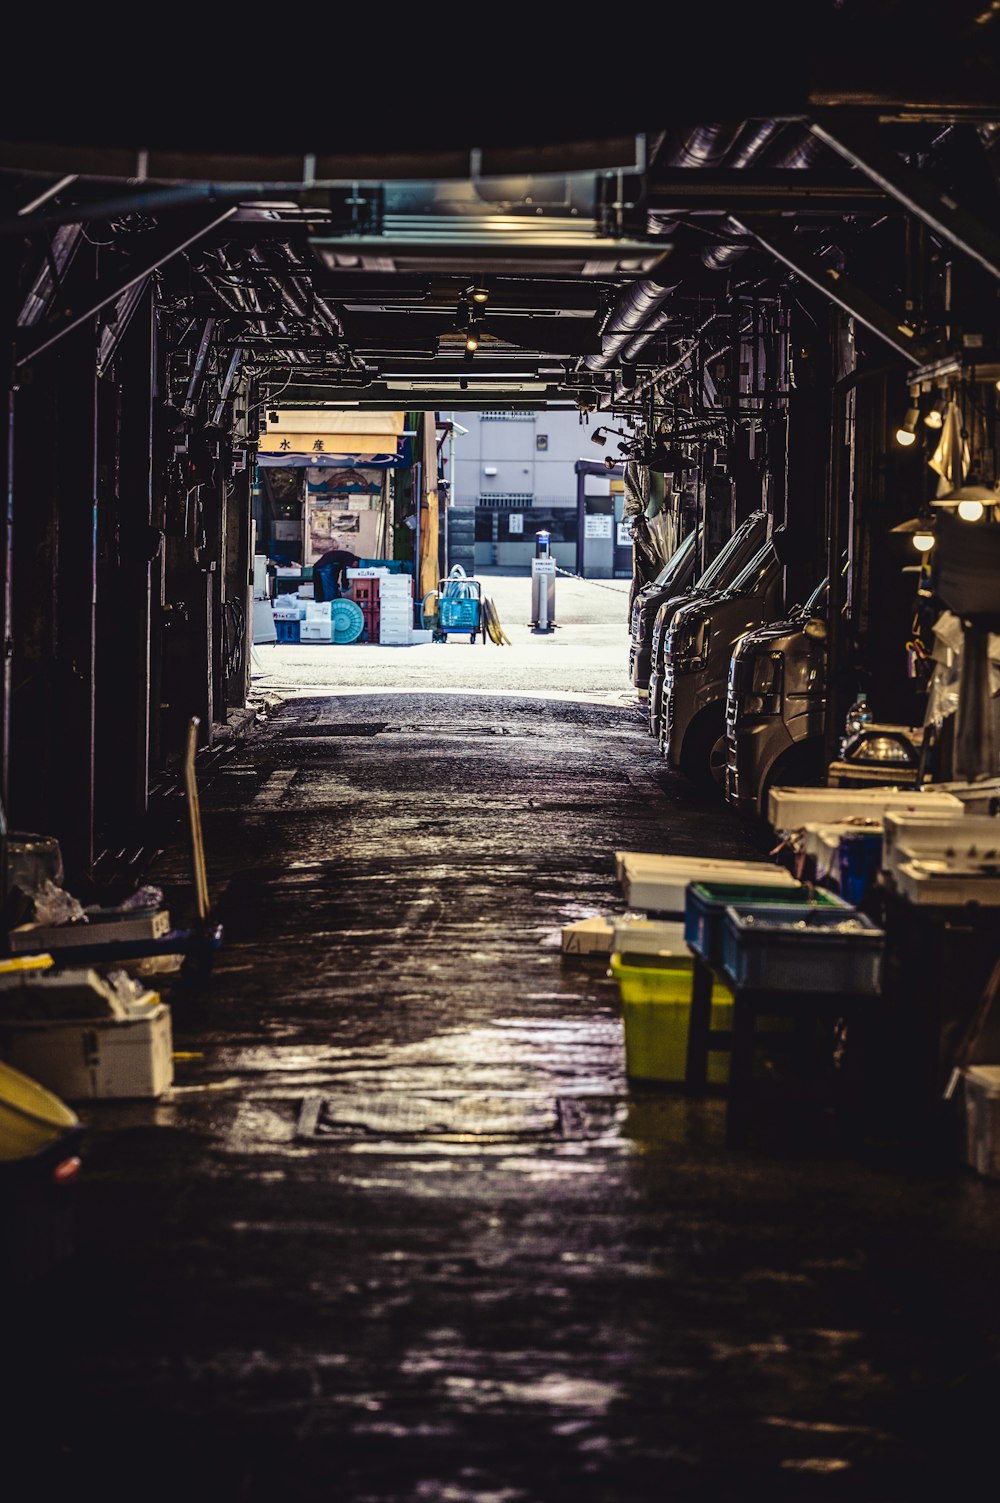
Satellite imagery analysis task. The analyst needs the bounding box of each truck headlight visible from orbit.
[743,652,783,715]
[672,620,709,673]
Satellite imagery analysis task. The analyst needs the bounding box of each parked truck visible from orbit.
[629,529,699,692]
[647,509,770,741]
[659,531,786,789]
[724,574,830,818]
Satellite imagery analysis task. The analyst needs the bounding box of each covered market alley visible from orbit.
[3,9,1000,1503]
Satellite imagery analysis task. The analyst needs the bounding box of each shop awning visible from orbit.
[256,435,413,468]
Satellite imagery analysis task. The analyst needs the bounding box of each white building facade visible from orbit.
[446,409,628,575]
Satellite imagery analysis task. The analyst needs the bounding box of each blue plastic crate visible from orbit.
[684,881,851,971]
[721,905,884,994]
[358,558,414,574]
[438,597,480,631]
[274,619,300,643]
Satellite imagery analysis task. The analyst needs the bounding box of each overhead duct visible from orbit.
[663,122,749,169]
[584,125,744,373]
[700,123,826,270]
[583,265,680,371]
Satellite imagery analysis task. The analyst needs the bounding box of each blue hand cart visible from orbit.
[427,566,482,643]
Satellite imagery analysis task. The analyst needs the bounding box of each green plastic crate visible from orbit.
[685,881,851,972]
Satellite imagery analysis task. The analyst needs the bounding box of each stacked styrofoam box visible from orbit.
[301,599,333,643]
[379,575,413,645]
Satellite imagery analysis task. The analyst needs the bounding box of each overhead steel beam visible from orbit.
[730,215,937,365]
[16,205,238,366]
[809,115,1000,282]
[645,168,887,214]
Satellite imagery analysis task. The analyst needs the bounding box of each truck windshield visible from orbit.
[724,540,779,597]
[803,575,830,614]
[693,511,767,593]
[652,528,696,587]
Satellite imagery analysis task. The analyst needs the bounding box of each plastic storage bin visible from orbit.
[721,906,884,994]
[610,952,734,1084]
[684,882,851,971]
[274,619,300,643]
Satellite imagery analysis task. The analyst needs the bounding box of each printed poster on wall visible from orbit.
[585,514,613,539]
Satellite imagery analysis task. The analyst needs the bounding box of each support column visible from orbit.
[223,451,252,711]
[95,285,157,846]
[10,328,99,881]
[782,296,833,606]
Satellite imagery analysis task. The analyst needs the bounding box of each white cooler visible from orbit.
[767,785,963,831]
[614,852,797,915]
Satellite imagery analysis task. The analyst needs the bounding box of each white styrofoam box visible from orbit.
[410,629,433,644]
[883,813,1000,876]
[884,811,998,871]
[881,809,970,866]
[252,599,277,645]
[252,555,270,598]
[379,629,412,646]
[379,609,413,625]
[346,567,389,579]
[305,600,333,620]
[378,577,413,595]
[0,1003,174,1099]
[10,909,171,955]
[300,620,333,643]
[893,859,1000,907]
[929,777,1000,814]
[0,965,126,1019]
[767,786,964,831]
[615,853,798,915]
[612,916,689,957]
[561,917,615,955]
[799,821,881,881]
[962,1066,1000,1178]
[297,583,315,599]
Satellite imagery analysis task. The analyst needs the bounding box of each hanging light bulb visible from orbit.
[923,406,943,430]
[895,406,920,446]
[464,331,480,352]
[957,498,985,522]
[912,528,935,552]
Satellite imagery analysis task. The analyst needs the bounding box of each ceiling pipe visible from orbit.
[583,266,681,372]
[664,122,749,169]
[700,123,834,271]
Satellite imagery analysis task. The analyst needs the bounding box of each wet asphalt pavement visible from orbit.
[8,688,1000,1503]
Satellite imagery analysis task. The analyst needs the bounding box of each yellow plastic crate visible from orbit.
[610,953,734,1085]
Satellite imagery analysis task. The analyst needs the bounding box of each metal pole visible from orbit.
[184,717,210,923]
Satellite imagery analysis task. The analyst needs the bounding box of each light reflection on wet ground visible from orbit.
[7,692,1000,1502]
